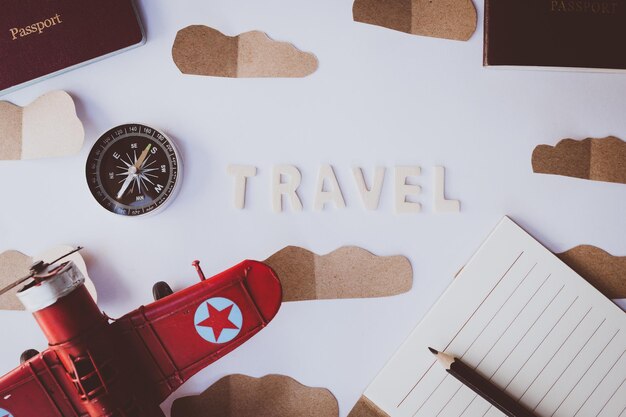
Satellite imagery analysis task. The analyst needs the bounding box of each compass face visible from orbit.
[86,123,182,216]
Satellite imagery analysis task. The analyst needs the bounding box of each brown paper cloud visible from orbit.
[532,136,626,184]
[352,0,477,41]
[264,246,412,302]
[172,26,318,78]
[171,374,338,417]
[557,245,626,299]
[348,396,389,417]
[0,246,97,311]
[0,91,84,160]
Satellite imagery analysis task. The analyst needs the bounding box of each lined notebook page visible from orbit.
[363,217,626,417]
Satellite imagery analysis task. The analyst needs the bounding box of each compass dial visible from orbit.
[86,123,182,216]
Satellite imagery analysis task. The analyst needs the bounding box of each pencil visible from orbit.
[428,347,538,417]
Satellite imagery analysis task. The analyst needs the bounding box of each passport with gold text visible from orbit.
[0,0,145,94]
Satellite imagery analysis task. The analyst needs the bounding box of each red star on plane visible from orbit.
[197,303,239,340]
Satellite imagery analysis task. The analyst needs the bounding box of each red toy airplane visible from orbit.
[0,250,282,417]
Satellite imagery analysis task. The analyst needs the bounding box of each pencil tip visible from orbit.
[428,347,438,355]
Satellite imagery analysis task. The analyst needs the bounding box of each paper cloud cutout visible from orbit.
[171,374,338,417]
[0,245,97,311]
[0,91,84,160]
[532,136,626,184]
[558,245,625,299]
[353,0,477,41]
[264,246,412,301]
[172,26,318,78]
[348,395,388,417]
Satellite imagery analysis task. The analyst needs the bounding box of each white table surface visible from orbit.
[0,0,625,415]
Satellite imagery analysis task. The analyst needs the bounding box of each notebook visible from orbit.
[349,217,626,417]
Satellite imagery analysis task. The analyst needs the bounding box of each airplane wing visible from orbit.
[111,260,282,403]
[0,350,89,417]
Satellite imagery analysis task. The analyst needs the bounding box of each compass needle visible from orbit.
[116,172,135,198]
[141,154,152,169]
[134,144,152,169]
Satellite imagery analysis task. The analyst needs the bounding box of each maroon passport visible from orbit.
[0,0,145,95]
[484,0,626,71]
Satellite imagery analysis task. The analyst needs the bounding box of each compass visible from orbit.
[86,123,182,216]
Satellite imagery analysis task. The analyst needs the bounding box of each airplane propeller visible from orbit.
[0,247,83,297]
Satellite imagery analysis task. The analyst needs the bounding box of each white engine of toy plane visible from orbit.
[17,261,85,312]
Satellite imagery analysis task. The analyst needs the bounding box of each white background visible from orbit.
[1,1,625,415]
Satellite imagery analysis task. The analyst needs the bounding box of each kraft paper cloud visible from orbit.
[353,0,477,41]
[0,245,97,311]
[558,245,625,299]
[532,136,626,184]
[348,395,388,417]
[171,374,338,417]
[0,90,84,160]
[264,246,413,301]
[172,26,318,78]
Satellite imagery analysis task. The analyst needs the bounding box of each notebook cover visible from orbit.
[0,0,145,95]
[484,0,626,70]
